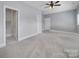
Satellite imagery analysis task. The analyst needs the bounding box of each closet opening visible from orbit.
[5,8,18,45]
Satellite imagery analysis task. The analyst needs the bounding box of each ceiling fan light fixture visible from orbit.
[49,6,54,9]
[49,6,52,9]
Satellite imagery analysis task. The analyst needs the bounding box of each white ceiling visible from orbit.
[24,1,79,14]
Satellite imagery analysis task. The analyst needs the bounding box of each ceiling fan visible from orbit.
[45,1,61,8]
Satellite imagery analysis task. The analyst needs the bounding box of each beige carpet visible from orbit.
[0,31,79,58]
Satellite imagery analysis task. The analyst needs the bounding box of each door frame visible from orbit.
[4,5,20,46]
[44,17,51,31]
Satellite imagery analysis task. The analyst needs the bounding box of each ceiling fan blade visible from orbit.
[44,6,49,8]
[45,3,50,5]
[55,1,60,4]
[54,4,61,6]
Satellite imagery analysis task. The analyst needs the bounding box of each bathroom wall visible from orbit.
[6,8,17,38]
[6,8,12,37]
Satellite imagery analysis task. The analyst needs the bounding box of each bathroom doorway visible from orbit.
[5,7,18,45]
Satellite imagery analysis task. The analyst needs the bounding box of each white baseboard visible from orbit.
[50,30,79,36]
[0,43,6,48]
[19,32,41,41]
[0,32,41,48]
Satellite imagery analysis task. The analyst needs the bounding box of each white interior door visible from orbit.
[44,18,51,31]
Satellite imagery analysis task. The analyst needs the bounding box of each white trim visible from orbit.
[0,43,6,48]
[36,13,42,33]
[19,32,41,41]
[50,30,79,36]
[3,5,20,47]
[4,6,20,12]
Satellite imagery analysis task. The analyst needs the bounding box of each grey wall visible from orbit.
[0,2,4,46]
[0,1,42,47]
[51,9,77,32]
[43,9,77,33]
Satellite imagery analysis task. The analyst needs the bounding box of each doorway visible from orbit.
[5,8,18,45]
[43,18,51,32]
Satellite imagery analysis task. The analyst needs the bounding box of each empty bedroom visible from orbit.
[0,0,79,58]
